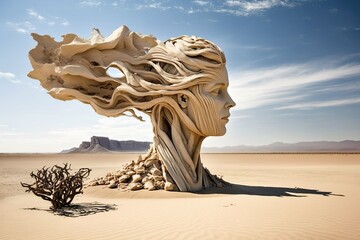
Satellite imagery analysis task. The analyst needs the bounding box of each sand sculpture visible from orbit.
[28,26,235,192]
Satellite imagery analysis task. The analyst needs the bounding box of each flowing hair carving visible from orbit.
[28,26,229,191]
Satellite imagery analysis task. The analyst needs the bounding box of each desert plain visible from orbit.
[0,153,359,240]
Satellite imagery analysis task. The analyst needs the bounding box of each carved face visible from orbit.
[188,66,236,136]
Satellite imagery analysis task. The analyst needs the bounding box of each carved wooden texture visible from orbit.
[28,26,232,192]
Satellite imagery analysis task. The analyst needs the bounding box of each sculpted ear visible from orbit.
[177,94,188,109]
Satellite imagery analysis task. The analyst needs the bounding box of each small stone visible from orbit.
[153,175,163,181]
[164,182,175,191]
[97,179,106,185]
[141,176,150,184]
[135,155,142,164]
[154,181,165,189]
[118,183,128,189]
[132,174,142,183]
[108,180,118,189]
[128,182,143,191]
[144,159,154,167]
[106,175,115,181]
[126,170,136,176]
[89,181,98,186]
[154,160,162,169]
[144,180,156,191]
[151,168,162,176]
[119,174,131,183]
[134,166,146,174]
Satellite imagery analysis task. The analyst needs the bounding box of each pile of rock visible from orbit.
[88,146,177,191]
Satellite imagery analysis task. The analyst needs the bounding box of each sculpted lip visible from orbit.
[221,114,230,120]
[221,116,230,122]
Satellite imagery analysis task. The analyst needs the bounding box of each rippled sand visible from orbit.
[1,153,359,240]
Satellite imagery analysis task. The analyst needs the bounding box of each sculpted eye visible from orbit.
[211,87,221,95]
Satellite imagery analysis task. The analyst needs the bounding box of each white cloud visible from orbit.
[135,2,171,11]
[80,0,102,6]
[224,0,296,16]
[8,9,69,31]
[61,20,69,26]
[229,57,360,110]
[27,9,45,20]
[174,6,185,11]
[111,0,126,7]
[226,0,294,9]
[0,72,20,84]
[275,98,360,110]
[16,28,28,33]
[194,0,209,6]
[113,1,300,17]
[6,21,35,33]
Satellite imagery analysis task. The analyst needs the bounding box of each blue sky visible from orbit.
[0,0,360,152]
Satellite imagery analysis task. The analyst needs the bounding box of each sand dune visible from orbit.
[1,153,359,240]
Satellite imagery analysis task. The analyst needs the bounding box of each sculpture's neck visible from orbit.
[182,123,205,169]
[151,106,206,192]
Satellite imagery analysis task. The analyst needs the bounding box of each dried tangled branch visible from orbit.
[21,163,91,210]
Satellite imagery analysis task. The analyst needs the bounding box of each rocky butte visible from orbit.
[62,136,151,153]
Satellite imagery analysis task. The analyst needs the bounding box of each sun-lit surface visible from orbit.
[1,153,359,240]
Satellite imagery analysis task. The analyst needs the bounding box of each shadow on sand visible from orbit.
[198,184,344,197]
[24,202,117,217]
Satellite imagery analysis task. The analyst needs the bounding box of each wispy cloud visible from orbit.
[80,0,102,6]
[209,0,297,16]
[194,0,210,6]
[229,56,360,110]
[135,2,171,11]
[0,71,20,84]
[27,9,45,20]
[275,98,360,110]
[6,21,35,33]
[61,20,70,26]
[1,71,42,90]
[110,0,301,17]
[6,9,69,34]
[225,0,295,15]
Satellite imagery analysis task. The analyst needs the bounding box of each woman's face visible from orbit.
[188,66,236,136]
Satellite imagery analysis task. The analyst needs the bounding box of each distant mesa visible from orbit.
[61,136,151,153]
[61,138,360,153]
[202,140,360,153]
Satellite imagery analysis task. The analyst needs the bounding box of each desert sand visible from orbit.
[1,153,359,240]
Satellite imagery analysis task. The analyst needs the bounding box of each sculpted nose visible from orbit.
[225,92,236,109]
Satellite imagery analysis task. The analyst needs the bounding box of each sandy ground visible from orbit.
[0,153,359,240]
